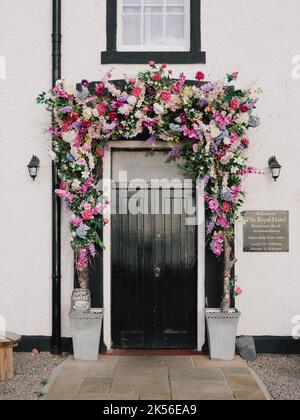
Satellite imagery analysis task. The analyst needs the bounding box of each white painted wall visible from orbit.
[0,0,299,339]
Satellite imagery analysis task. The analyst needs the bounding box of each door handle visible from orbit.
[154,266,161,278]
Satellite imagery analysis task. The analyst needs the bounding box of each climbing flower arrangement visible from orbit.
[37,63,260,306]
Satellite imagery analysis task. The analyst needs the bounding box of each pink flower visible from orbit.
[234,286,243,296]
[160,91,171,102]
[214,112,232,129]
[240,104,249,113]
[161,63,167,69]
[95,83,105,95]
[148,60,155,67]
[217,216,230,229]
[192,143,199,153]
[195,71,205,81]
[70,215,83,228]
[96,102,108,116]
[104,218,109,225]
[209,200,219,213]
[130,78,137,85]
[241,138,249,148]
[229,132,238,144]
[230,97,240,110]
[222,202,231,213]
[231,72,239,79]
[82,210,94,220]
[151,73,161,81]
[131,87,142,98]
[76,248,89,270]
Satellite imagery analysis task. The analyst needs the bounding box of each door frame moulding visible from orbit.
[102,141,206,351]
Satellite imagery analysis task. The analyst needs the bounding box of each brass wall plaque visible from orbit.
[243,211,289,252]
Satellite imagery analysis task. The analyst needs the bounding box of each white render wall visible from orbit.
[0,0,300,339]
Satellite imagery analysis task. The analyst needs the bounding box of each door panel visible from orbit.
[112,188,197,348]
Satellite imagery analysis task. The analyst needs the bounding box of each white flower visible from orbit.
[153,103,164,115]
[134,110,144,119]
[234,156,244,165]
[223,137,231,145]
[127,95,137,106]
[118,104,131,115]
[48,150,57,161]
[237,113,249,125]
[210,126,221,139]
[62,130,77,144]
[72,179,81,190]
[65,85,75,95]
[83,107,92,120]
[92,108,99,117]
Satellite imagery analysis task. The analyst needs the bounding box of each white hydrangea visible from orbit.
[62,130,77,144]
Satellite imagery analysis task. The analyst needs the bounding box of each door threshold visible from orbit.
[107,349,204,356]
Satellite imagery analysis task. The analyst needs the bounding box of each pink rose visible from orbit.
[240,104,249,113]
[209,200,219,213]
[160,91,171,102]
[104,218,109,225]
[131,87,142,98]
[230,97,240,110]
[231,72,239,79]
[96,102,108,116]
[95,83,105,95]
[222,202,230,213]
[148,60,155,67]
[161,63,167,69]
[195,71,205,81]
[82,210,94,221]
[151,73,161,81]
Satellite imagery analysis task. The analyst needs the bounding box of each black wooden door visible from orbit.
[112,187,197,349]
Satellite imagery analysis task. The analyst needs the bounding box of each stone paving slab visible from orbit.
[45,355,268,400]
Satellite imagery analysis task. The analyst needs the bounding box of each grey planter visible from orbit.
[205,309,241,361]
[69,309,104,361]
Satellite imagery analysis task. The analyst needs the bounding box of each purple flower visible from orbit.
[198,98,209,108]
[89,242,96,258]
[207,219,216,234]
[60,106,73,114]
[203,175,210,188]
[201,82,214,93]
[146,135,157,145]
[81,79,89,87]
[167,147,181,158]
[146,86,156,96]
[210,144,218,155]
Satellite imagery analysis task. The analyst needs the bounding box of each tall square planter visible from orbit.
[69,309,104,361]
[205,309,241,361]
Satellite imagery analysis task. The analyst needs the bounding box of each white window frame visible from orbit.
[117,0,191,52]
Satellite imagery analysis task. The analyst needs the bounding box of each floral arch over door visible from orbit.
[38,63,260,310]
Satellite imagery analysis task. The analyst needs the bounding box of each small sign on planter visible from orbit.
[71,289,91,312]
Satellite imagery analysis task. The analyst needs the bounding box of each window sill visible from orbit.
[101,50,206,65]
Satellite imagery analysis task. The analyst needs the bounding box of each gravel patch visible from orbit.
[0,352,67,400]
[248,354,300,400]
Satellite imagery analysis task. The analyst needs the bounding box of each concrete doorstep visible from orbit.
[44,355,270,401]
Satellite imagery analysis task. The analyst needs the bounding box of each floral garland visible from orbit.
[37,63,260,273]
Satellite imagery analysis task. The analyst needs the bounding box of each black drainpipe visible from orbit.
[51,0,62,355]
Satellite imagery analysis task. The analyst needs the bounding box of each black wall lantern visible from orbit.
[268,156,282,181]
[27,155,40,181]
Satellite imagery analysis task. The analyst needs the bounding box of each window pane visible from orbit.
[144,0,164,4]
[166,6,185,13]
[123,15,142,45]
[166,0,185,4]
[165,14,185,43]
[144,6,164,13]
[144,14,164,45]
[123,6,142,13]
[123,0,142,5]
